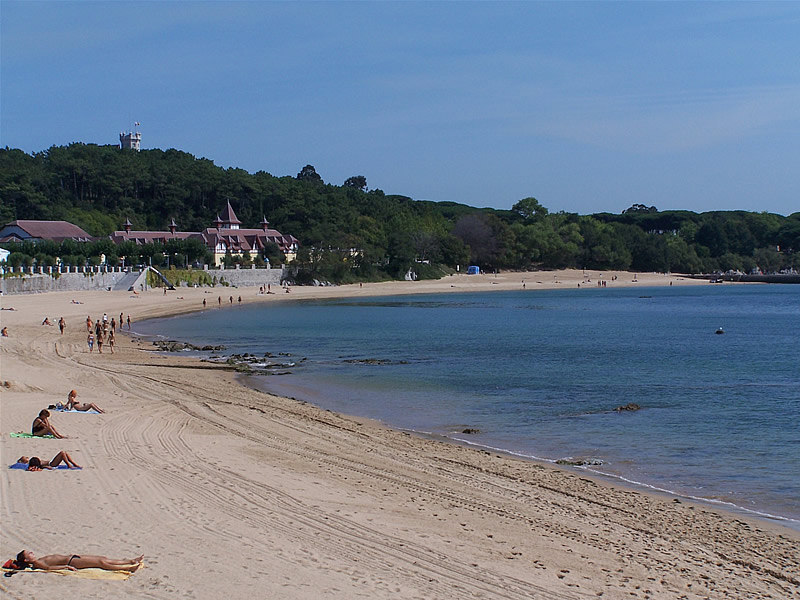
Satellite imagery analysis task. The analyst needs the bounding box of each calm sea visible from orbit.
[135,285,800,527]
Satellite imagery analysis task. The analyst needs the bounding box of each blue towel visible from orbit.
[53,408,100,414]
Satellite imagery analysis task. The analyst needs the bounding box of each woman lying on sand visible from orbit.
[12,550,143,572]
[17,451,81,470]
[31,410,66,438]
[65,390,105,413]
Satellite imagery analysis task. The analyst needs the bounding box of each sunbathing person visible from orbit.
[17,451,81,470]
[65,390,105,413]
[31,410,66,439]
[13,550,143,572]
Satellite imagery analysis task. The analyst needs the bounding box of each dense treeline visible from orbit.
[1,143,798,281]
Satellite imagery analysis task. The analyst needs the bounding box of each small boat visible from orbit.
[715,327,725,335]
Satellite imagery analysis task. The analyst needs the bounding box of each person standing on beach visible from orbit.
[110,317,116,333]
[127,315,131,330]
[229,296,233,304]
[119,312,124,327]
[58,317,65,334]
[202,298,206,308]
[218,296,221,306]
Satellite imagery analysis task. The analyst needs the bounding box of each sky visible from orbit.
[2,2,799,216]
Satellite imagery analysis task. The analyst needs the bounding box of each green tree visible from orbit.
[296,164,323,184]
[512,197,549,223]
[343,175,367,191]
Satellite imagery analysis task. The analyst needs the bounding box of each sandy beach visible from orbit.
[1,270,798,600]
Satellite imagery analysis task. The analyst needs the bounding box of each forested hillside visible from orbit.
[1,144,798,280]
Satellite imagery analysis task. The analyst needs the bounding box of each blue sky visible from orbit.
[2,2,799,216]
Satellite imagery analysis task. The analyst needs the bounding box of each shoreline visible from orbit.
[2,271,798,599]
[245,373,800,532]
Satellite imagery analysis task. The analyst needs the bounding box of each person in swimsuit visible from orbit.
[31,410,66,439]
[58,317,66,334]
[17,451,81,470]
[65,390,105,413]
[13,550,143,572]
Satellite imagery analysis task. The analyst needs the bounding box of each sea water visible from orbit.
[135,284,800,527]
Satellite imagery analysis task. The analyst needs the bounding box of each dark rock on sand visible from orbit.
[153,340,226,352]
[556,458,604,467]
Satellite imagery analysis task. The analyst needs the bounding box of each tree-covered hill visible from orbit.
[1,143,798,279]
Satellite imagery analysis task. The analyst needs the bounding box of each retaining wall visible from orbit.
[0,266,287,295]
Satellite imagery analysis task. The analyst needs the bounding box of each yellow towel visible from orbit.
[2,564,141,580]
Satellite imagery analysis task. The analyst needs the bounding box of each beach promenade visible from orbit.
[1,271,797,599]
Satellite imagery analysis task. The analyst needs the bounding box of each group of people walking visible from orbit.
[86,312,128,353]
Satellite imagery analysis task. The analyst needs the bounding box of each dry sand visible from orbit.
[1,270,798,600]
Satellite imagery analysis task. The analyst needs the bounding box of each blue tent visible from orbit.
[467,266,480,275]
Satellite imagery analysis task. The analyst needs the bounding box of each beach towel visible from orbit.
[2,566,139,580]
[8,463,81,470]
[9,433,55,439]
[52,408,100,414]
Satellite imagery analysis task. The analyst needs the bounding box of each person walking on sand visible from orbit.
[87,332,94,352]
[17,451,81,470]
[66,390,105,413]
[110,317,116,333]
[108,330,115,354]
[58,317,66,334]
[31,410,66,439]
[12,550,143,572]
[86,316,93,332]
[96,331,104,353]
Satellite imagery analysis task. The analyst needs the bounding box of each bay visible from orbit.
[135,284,800,527]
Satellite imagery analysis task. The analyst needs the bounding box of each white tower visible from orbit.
[120,122,141,151]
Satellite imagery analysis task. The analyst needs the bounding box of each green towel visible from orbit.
[9,432,55,439]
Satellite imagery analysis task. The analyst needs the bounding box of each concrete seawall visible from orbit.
[1,266,286,295]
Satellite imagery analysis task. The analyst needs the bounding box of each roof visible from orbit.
[219,201,242,226]
[110,231,199,245]
[0,220,92,242]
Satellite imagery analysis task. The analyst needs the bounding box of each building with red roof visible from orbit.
[0,220,93,243]
[110,201,299,266]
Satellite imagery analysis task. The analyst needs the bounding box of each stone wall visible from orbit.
[178,266,286,289]
[0,266,287,295]
[1,271,132,295]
